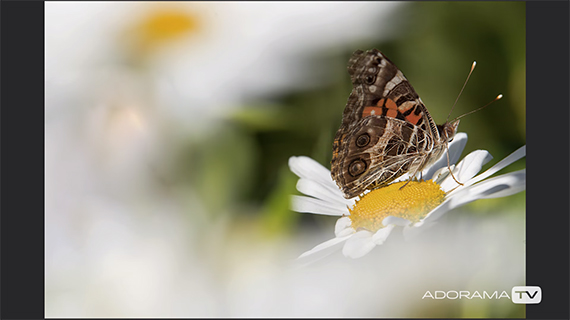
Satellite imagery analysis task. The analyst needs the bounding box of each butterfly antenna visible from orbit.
[447,61,477,122]
[451,94,503,122]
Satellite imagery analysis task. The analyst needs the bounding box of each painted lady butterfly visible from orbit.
[331,49,460,199]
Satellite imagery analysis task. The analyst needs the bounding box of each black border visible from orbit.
[0,1,569,319]
[1,1,45,319]
[526,1,569,319]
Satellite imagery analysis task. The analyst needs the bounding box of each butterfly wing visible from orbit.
[331,49,441,199]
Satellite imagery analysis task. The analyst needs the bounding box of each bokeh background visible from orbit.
[45,2,526,317]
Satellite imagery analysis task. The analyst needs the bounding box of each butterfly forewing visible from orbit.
[331,49,449,199]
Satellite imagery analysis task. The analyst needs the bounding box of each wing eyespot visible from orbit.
[355,133,371,148]
[348,159,367,177]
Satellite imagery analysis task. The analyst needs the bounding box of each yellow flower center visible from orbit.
[123,6,202,59]
[135,10,200,46]
[348,180,446,232]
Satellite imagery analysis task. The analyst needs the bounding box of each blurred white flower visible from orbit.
[45,2,410,317]
[289,133,526,261]
[218,208,526,317]
[45,2,406,134]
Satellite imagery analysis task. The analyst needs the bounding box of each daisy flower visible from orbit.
[288,133,526,260]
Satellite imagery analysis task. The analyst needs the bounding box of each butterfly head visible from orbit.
[439,119,460,143]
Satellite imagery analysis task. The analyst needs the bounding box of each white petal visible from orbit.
[415,198,455,226]
[288,156,336,189]
[291,195,347,216]
[342,230,376,259]
[439,150,493,192]
[473,169,526,199]
[448,169,526,208]
[335,216,355,237]
[415,169,526,228]
[431,164,455,185]
[296,178,353,207]
[382,216,412,227]
[455,150,493,180]
[297,235,352,261]
[289,156,352,202]
[423,132,468,180]
[448,132,469,161]
[465,145,526,187]
[372,224,396,245]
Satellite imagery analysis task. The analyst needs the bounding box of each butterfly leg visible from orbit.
[399,157,426,190]
[399,178,412,190]
[445,139,464,186]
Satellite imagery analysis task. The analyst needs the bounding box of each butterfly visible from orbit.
[331,49,460,199]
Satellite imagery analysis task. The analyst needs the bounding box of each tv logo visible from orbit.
[511,286,541,304]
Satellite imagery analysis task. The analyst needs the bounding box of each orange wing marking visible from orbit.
[362,106,382,117]
[384,98,398,110]
[386,109,398,118]
[362,98,399,118]
[405,112,422,125]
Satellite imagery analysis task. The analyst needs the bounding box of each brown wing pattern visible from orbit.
[331,49,442,199]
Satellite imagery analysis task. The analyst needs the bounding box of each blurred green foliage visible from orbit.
[178,2,525,244]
